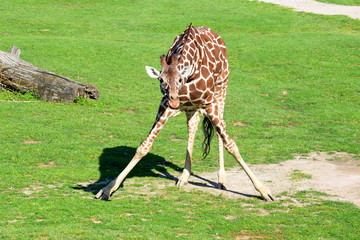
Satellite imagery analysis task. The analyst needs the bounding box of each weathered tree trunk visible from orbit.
[0,46,99,102]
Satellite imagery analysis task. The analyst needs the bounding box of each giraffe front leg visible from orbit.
[95,149,143,200]
[176,111,200,187]
[95,104,177,200]
[233,149,275,201]
[205,104,275,201]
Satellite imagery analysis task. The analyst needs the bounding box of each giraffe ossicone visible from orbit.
[95,24,275,202]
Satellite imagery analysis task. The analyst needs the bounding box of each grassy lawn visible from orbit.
[1,0,359,239]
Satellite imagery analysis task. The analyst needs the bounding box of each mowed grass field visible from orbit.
[1,0,359,239]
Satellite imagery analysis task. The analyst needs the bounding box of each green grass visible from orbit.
[2,186,360,239]
[317,0,360,6]
[290,170,312,180]
[1,0,360,239]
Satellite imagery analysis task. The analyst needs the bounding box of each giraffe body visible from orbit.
[95,24,274,201]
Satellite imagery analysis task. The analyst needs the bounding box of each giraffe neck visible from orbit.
[166,25,200,79]
[163,24,229,111]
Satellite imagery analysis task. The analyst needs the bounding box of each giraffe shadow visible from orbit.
[73,146,182,194]
[189,174,262,200]
[74,146,261,200]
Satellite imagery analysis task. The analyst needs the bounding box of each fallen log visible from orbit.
[0,46,99,102]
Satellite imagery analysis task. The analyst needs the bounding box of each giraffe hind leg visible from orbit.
[214,87,228,190]
[216,132,228,190]
[205,104,275,201]
[176,111,200,187]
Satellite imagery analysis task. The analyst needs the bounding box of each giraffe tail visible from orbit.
[202,116,214,159]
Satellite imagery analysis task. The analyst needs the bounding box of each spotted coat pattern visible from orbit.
[95,24,275,202]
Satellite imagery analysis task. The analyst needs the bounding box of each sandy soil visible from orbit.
[78,152,359,207]
[256,0,360,20]
[185,152,360,207]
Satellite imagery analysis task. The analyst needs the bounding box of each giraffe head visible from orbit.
[146,55,192,109]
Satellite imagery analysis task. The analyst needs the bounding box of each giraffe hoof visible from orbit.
[176,179,188,187]
[217,183,227,190]
[256,185,275,202]
[94,189,111,201]
[261,191,276,202]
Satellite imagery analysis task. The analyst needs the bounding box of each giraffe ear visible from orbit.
[179,65,193,79]
[145,66,160,79]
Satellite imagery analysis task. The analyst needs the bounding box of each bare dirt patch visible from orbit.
[79,152,359,207]
[185,152,360,207]
[256,0,360,20]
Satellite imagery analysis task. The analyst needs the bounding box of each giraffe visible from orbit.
[95,24,275,201]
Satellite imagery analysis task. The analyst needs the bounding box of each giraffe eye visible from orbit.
[179,78,183,83]
[158,77,163,83]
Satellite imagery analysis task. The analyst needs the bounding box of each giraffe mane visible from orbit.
[167,23,194,62]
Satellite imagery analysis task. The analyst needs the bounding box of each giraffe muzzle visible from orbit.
[169,97,180,109]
